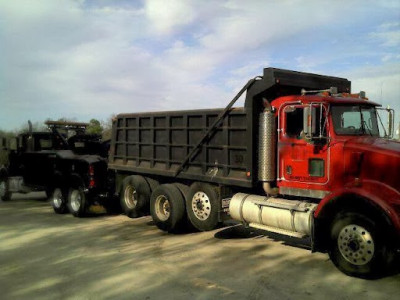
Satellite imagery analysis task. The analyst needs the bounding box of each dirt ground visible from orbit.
[0,193,399,300]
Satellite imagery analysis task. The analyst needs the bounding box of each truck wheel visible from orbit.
[174,183,196,230]
[186,182,220,231]
[145,177,159,193]
[150,184,186,232]
[120,175,151,218]
[329,211,394,278]
[0,177,11,201]
[68,187,87,217]
[51,187,68,214]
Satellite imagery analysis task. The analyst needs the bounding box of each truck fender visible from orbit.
[67,173,85,189]
[314,187,400,241]
[49,171,64,188]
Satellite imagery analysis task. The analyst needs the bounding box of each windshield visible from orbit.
[331,105,379,136]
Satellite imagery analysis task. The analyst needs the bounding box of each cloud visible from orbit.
[369,22,400,48]
[0,0,399,131]
[144,0,195,35]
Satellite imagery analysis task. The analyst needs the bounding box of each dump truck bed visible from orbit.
[108,107,253,187]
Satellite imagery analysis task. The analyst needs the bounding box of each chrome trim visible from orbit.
[279,186,330,199]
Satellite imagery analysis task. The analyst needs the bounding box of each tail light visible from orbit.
[89,165,96,188]
[89,165,95,176]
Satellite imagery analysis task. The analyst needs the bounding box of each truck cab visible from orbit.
[0,121,108,202]
[276,95,397,201]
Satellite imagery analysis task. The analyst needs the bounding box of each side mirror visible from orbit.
[388,109,394,138]
[303,105,316,139]
[377,107,395,139]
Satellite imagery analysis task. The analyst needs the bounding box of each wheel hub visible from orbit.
[337,224,375,266]
[70,190,81,212]
[195,199,204,210]
[124,185,137,209]
[347,239,360,252]
[192,192,211,221]
[53,188,63,208]
[155,195,170,221]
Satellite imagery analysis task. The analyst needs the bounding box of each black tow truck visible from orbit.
[0,121,113,216]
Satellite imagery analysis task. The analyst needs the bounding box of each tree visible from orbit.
[86,119,103,135]
[0,129,16,166]
[101,114,116,141]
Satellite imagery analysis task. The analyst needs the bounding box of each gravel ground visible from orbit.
[0,192,399,300]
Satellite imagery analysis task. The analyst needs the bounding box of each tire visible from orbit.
[174,183,196,231]
[67,186,87,217]
[145,177,159,193]
[150,184,186,232]
[51,187,68,214]
[186,182,220,231]
[328,211,395,278]
[120,175,151,218]
[0,177,11,201]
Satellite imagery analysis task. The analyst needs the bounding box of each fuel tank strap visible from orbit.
[252,199,312,212]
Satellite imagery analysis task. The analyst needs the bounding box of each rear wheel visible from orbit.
[0,177,11,201]
[186,182,220,231]
[150,184,186,232]
[145,177,159,194]
[120,175,151,218]
[51,187,68,214]
[329,211,395,278]
[68,187,87,217]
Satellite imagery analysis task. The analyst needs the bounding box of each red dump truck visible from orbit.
[92,68,399,278]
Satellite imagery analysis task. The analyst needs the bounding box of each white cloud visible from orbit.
[0,0,399,131]
[144,0,195,35]
[369,22,400,47]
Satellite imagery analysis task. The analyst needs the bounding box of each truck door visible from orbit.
[21,134,56,186]
[278,104,329,196]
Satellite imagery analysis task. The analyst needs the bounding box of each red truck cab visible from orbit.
[272,93,399,277]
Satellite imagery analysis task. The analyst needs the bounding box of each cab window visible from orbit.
[285,106,303,137]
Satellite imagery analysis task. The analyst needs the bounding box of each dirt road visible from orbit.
[0,193,399,300]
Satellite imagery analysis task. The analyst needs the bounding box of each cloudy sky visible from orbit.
[0,0,399,131]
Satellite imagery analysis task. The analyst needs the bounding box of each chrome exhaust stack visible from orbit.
[258,102,278,196]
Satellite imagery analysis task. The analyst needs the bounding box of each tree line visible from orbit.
[0,116,114,141]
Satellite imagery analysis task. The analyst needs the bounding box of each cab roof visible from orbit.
[271,94,381,107]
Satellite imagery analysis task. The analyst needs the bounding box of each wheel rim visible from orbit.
[124,185,137,209]
[0,181,5,198]
[192,191,211,221]
[337,224,375,266]
[70,190,81,212]
[155,195,170,221]
[52,188,63,208]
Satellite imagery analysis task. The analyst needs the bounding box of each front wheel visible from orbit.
[0,177,11,201]
[51,187,68,214]
[67,187,87,217]
[329,212,394,278]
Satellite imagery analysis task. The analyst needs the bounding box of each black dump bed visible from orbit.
[108,108,251,187]
[108,67,351,188]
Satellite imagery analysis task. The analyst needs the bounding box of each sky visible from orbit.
[0,0,399,132]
